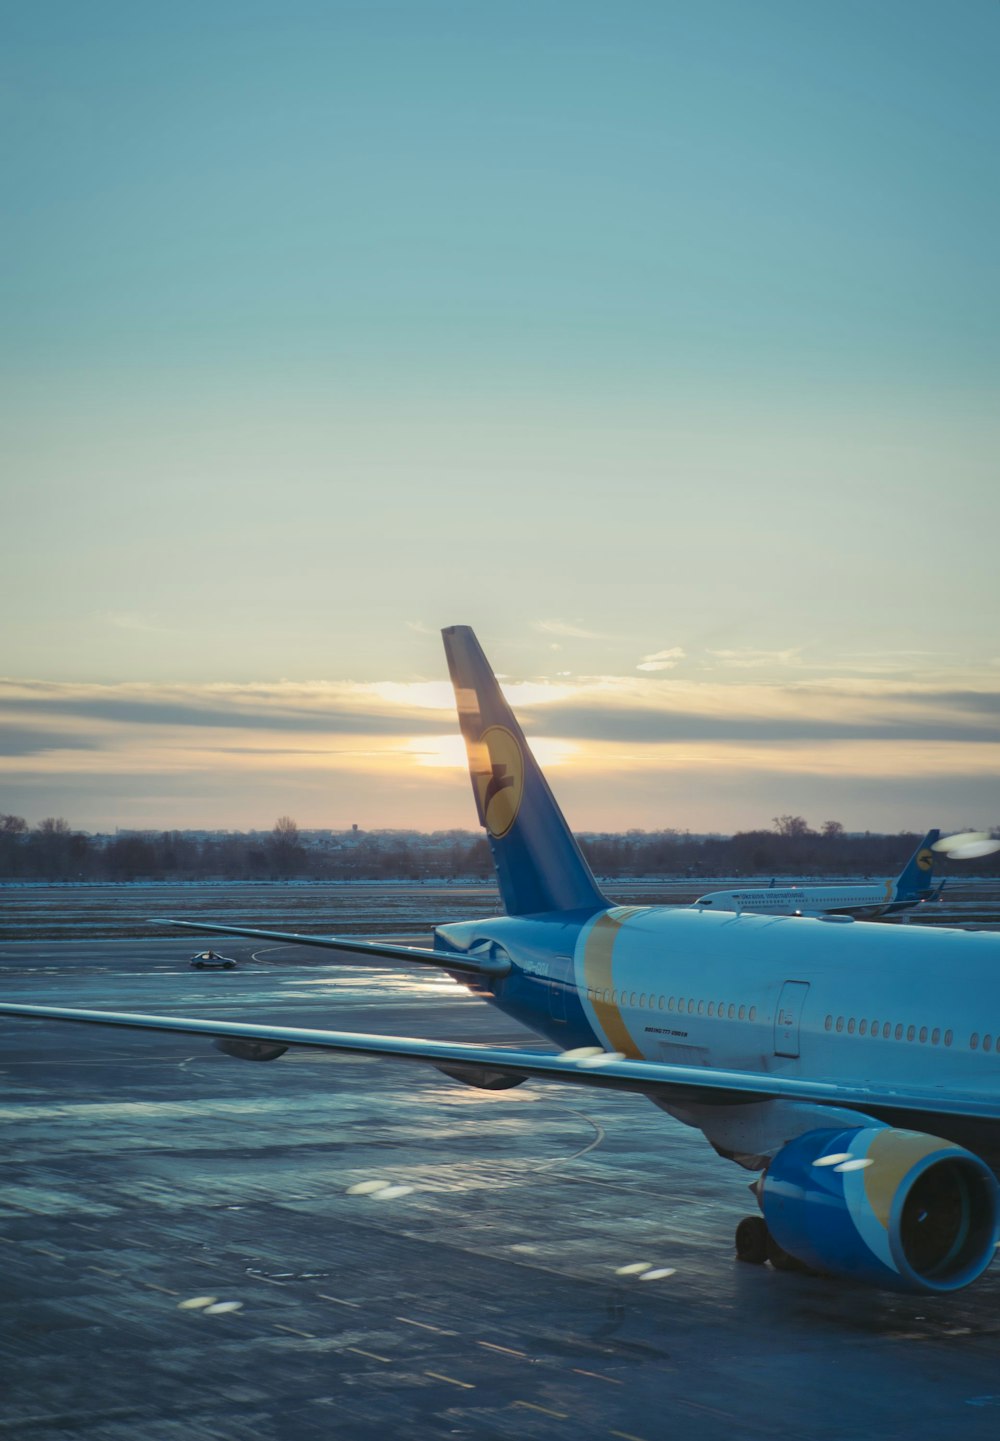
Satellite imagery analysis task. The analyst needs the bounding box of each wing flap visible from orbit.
[3,1002,999,1122]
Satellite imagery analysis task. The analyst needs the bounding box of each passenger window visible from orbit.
[688,999,695,1014]
[894,1024,903,1041]
[944,1030,953,1047]
[658,995,665,1010]
[847,1018,856,1035]
[749,1006,757,1022]
[882,1022,891,1039]
[668,997,675,1011]
[630,992,637,1007]
[698,1000,705,1015]
[638,993,645,1008]
[984,1035,993,1053]
[859,1020,867,1036]
[906,1025,915,1042]
[738,1005,746,1021]
[931,1028,940,1045]
[919,1026,928,1043]
[728,1004,735,1019]
[835,1016,844,1033]
[971,1033,980,1050]
[708,1002,715,1017]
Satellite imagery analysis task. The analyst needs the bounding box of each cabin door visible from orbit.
[774,981,809,1058]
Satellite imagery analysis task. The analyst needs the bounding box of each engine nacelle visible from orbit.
[213,1038,289,1062]
[761,1126,1000,1293]
[434,1062,527,1091]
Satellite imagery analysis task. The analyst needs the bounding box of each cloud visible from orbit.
[532,619,606,640]
[707,647,802,669]
[0,725,101,758]
[3,669,999,832]
[637,647,686,673]
[0,679,450,737]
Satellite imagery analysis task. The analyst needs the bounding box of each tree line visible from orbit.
[2,812,997,883]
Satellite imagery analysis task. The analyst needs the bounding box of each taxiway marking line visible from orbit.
[610,1430,648,1441]
[574,1367,622,1384]
[346,1346,391,1363]
[675,1400,740,1422]
[425,1371,475,1389]
[274,1324,315,1339]
[397,1315,454,1333]
[318,1293,360,1307]
[142,1283,180,1296]
[85,1265,121,1277]
[32,1246,64,1260]
[513,1401,569,1419]
[478,1341,529,1358]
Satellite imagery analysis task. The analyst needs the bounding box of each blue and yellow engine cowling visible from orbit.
[761,1126,1000,1293]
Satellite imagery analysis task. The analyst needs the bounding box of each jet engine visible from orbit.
[761,1126,1000,1293]
[434,1062,527,1091]
[214,1038,289,1062]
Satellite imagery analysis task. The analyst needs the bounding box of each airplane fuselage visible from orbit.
[437,906,1000,1154]
[693,882,931,919]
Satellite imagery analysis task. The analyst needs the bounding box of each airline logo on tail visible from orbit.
[473,726,524,838]
[915,848,934,872]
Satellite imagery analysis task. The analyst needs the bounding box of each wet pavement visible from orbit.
[2,894,1000,1440]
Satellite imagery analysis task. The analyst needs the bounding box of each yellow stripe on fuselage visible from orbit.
[583,908,645,1058]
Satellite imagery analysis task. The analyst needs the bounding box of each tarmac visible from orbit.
[2,892,1000,1440]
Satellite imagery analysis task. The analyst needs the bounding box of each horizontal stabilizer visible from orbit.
[151,919,510,977]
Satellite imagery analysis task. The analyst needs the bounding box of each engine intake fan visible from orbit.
[761,1125,1000,1293]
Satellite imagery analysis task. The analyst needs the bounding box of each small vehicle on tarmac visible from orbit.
[190,950,237,970]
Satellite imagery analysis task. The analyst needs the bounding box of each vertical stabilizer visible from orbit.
[895,829,940,897]
[442,626,608,917]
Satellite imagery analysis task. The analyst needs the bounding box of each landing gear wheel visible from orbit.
[735,1215,769,1265]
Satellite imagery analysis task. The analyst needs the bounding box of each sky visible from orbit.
[2,1,999,836]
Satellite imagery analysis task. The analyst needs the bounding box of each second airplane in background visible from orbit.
[693,830,942,920]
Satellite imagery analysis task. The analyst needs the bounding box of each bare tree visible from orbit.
[269,815,303,877]
[772,815,812,838]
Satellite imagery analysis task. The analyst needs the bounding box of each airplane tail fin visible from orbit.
[895,829,940,897]
[442,626,609,917]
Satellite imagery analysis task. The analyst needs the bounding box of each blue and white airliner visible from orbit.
[693,831,943,919]
[3,627,1000,1295]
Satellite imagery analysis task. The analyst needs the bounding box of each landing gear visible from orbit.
[735,1215,807,1272]
[735,1215,769,1264]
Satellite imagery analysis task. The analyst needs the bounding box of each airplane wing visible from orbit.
[3,1001,999,1122]
[150,918,510,977]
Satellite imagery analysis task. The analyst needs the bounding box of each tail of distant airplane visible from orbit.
[894,829,941,899]
[442,625,609,917]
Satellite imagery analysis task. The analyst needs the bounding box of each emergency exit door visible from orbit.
[774,981,810,1058]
